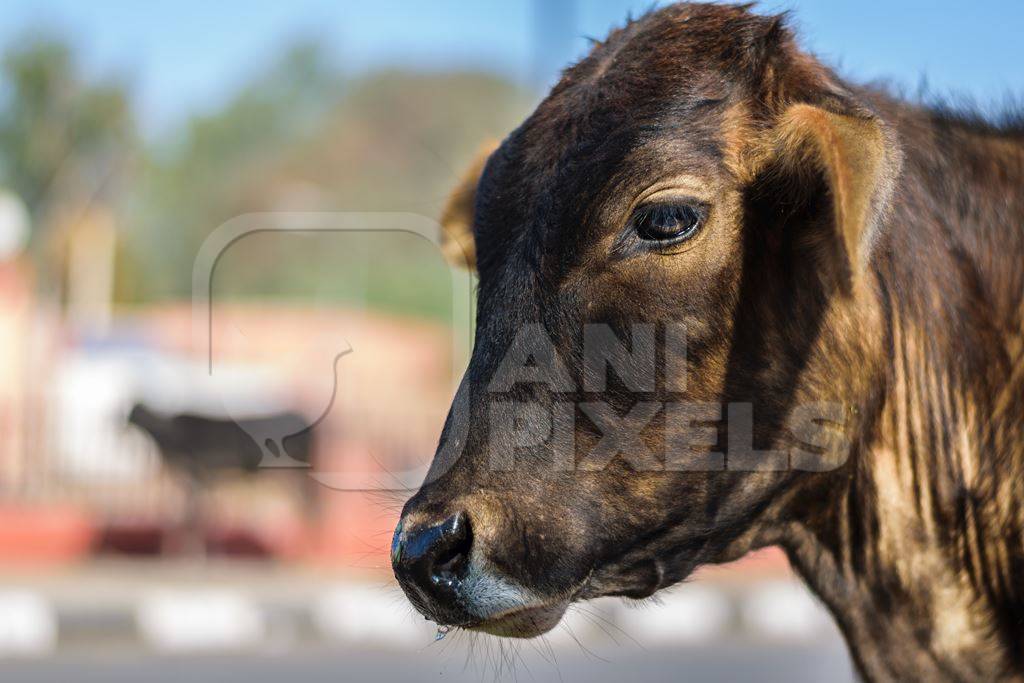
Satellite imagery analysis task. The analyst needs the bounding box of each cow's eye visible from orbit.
[632,203,705,243]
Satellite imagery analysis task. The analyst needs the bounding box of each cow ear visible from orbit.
[770,98,901,282]
[440,141,498,271]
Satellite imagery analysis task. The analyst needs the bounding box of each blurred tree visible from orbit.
[127,44,533,321]
[122,40,343,302]
[0,34,135,232]
[0,31,532,323]
[0,33,136,319]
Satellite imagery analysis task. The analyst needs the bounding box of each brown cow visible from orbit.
[391,4,1024,681]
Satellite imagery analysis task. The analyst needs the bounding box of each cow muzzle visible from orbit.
[391,508,570,637]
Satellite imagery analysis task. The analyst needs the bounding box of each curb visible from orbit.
[0,580,840,657]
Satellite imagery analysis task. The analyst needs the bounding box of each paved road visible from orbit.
[0,640,856,683]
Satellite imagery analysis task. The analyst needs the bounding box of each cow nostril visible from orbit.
[430,512,473,589]
[394,510,475,608]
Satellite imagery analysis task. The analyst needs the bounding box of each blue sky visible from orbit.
[1,1,1022,136]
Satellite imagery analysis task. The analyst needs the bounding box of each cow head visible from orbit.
[393,3,900,637]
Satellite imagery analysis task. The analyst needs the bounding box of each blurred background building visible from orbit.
[0,0,1020,680]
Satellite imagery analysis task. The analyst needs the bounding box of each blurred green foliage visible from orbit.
[0,33,534,323]
[125,41,532,322]
[0,33,135,231]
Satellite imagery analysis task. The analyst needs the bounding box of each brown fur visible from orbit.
[397,5,1024,681]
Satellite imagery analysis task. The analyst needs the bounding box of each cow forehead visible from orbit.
[472,87,733,280]
[471,4,774,279]
[477,8,766,199]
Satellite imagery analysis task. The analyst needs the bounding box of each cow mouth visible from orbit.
[468,600,570,638]
[458,559,671,638]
